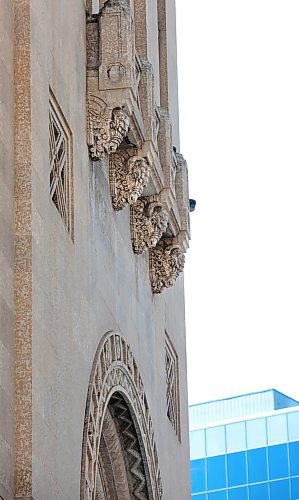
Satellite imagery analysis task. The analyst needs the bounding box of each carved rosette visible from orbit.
[109,150,151,210]
[149,240,185,294]
[81,331,163,500]
[87,94,130,160]
[130,196,169,254]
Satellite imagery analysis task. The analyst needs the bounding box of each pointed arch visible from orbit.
[80,331,163,499]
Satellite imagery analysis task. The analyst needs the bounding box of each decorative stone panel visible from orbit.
[165,333,180,438]
[86,0,144,153]
[98,0,139,95]
[49,94,74,239]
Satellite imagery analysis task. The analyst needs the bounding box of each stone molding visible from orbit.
[109,150,151,210]
[13,0,33,497]
[175,153,191,249]
[81,331,163,499]
[149,239,185,294]
[130,196,169,254]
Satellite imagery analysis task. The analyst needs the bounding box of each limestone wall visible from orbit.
[0,0,190,497]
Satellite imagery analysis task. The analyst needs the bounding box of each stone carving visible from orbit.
[127,347,134,374]
[109,150,150,210]
[103,339,112,369]
[98,0,136,91]
[149,240,185,294]
[165,335,180,438]
[81,331,162,500]
[49,95,74,240]
[85,3,191,281]
[115,334,121,360]
[109,392,149,499]
[87,94,130,160]
[107,63,126,82]
[130,196,169,253]
[86,16,99,69]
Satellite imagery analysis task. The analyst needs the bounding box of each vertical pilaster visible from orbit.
[13,0,32,497]
[134,0,148,57]
[157,0,168,110]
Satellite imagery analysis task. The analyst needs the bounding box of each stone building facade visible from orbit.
[0,0,191,498]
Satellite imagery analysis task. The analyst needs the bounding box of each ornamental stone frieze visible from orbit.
[149,239,185,294]
[86,0,191,293]
[109,149,151,210]
[81,331,163,499]
[87,94,130,160]
[130,196,169,253]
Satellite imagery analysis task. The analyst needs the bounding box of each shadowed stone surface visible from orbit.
[0,0,191,498]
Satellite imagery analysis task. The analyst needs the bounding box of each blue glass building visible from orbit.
[189,389,299,500]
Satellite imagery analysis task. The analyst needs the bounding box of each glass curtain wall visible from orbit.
[190,408,299,500]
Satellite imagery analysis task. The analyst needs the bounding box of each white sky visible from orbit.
[176,0,299,405]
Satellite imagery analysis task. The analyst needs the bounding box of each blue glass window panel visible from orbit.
[248,447,268,483]
[269,479,290,500]
[288,411,299,442]
[191,459,206,494]
[208,491,227,500]
[267,414,288,445]
[291,477,299,499]
[249,483,269,500]
[268,444,289,479]
[206,426,226,456]
[227,452,247,487]
[246,418,267,449]
[192,495,207,499]
[226,422,246,453]
[228,487,248,500]
[190,429,206,460]
[207,455,226,490]
[289,441,299,476]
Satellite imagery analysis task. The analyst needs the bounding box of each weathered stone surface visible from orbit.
[87,94,130,160]
[109,149,151,210]
[130,196,169,253]
[0,1,14,496]
[0,0,191,498]
[149,239,185,294]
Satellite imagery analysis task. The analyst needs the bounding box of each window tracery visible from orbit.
[49,95,74,240]
[165,334,180,438]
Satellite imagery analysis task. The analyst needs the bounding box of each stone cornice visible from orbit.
[86,0,191,293]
